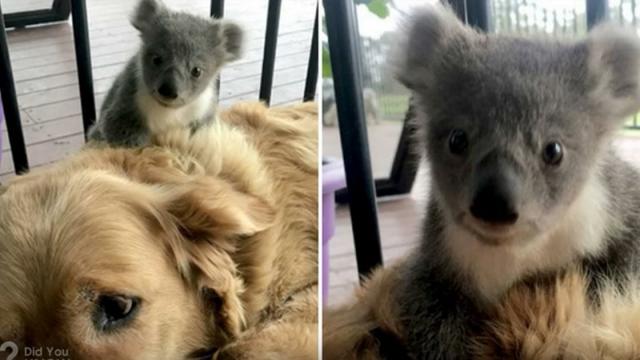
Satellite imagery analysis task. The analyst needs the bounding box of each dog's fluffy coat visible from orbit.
[474,271,640,359]
[0,102,317,359]
[324,264,640,360]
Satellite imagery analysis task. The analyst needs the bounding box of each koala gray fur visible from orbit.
[392,5,640,359]
[89,0,243,147]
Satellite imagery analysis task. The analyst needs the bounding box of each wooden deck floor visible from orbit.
[0,0,316,180]
[324,123,640,306]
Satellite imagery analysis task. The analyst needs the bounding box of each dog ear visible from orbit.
[215,20,244,63]
[157,178,275,339]
[131,0,166,32]
[164,226,246,340]
[584,24,640,123]
[163,177,275,240]
[198,258,246,341]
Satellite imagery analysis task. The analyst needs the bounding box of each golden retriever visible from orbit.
[325,262,640,360]
[474,270,640,359]
[0,102,318,360]
[322,264,407,360]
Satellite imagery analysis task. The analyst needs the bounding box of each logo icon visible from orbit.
[0,341,18,360]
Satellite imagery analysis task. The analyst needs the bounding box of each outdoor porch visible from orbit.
[0,0,316,181]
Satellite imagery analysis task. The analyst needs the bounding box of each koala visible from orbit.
[89,0,243,147]
[392,5,640,359]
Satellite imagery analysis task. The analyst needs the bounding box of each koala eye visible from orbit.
[93,294,140,333]
[543,141,563,166]
[448,129,468,155]
[191,67,203,78]
[152,55,163,66]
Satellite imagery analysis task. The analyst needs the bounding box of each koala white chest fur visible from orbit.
[444,174,618,302]
[137,84,216,136]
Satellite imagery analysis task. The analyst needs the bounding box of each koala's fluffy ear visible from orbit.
[393,4,474,90]
[585,24,640,121]
[215,20,244,63]
[131,0,166,32]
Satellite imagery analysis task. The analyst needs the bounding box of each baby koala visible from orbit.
[392,4,640,359]
[89,0,243,146]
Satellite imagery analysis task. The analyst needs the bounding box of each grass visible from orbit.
[378,94,409,120]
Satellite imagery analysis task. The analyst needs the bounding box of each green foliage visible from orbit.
[322,0,390,78]
[364,0,390,19]
[322,47,332,78]
[354,0,390,18]
[378,95,409,119]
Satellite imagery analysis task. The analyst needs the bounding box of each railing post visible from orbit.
[0,2,29,174]
[587,0,608,29]
[445,0,467,23]
[324,0,383,277]
[303,4,319,102]
[71,0,96,138]
[259,0,282,105]
[466,0,490,31]
[210,0,224,95]
[210,0,224,18]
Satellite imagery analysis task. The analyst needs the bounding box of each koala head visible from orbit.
[131,0,244,107]
[395,5,640,245]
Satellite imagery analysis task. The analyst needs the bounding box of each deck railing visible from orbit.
[0,0,319,175]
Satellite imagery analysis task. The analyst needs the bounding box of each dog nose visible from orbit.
[469,179,519,225]
[158,83,178,100]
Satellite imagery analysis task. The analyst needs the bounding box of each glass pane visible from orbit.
[323,0,437,179]
[490,0,587,35]
[609,0,640,26]
[2,0,54,13]
[608,0,640,128]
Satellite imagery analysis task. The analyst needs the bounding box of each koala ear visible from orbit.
[393,4,474,90]
[585,24,640,122]
[217,20,245,63]
[131,0,166,32]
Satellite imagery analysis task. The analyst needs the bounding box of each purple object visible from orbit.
[0,100,3,169]
[322,158,346,302]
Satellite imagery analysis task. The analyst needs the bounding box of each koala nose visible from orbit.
[469,178,519,225]
[157,83,178,100]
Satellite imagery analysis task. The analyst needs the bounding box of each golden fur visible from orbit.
[326,261,640,360]
[322,264,406,360]
[0,102,318,359]
[475,271,640,359]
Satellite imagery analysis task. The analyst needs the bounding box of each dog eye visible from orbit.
[152,55,163,66]
[448,129,468,155]
[93,294,140,332]
[191,67,203,78]
[543,141,563,166]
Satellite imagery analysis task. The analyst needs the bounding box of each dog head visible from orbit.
[131,0,243,108]
[394,5,640,245]
[0,150,274,359]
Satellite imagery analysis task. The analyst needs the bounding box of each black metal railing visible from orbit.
[0,1,27,174]
[324,0,384,276]
[1,0,319,175]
